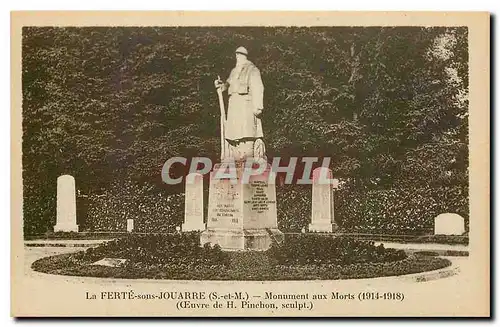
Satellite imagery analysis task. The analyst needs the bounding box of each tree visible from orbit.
[22,26,468,234]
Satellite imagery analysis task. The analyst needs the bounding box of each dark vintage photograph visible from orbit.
[22,26,469,279]
[12,12,489,317]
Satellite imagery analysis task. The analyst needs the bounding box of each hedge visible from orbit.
[85,192,184,233]
[77,181,468,236]
[336,185,469,235]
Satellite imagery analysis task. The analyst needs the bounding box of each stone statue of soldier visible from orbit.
[215,46,266,162]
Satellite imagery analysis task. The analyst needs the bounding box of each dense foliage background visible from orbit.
[22,27,468,236]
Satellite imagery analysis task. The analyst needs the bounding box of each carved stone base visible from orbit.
[308,223,338,233]
[182,222,206,232]
[200,162,282,251]
[54,223,79,233]
[200,228,283,251]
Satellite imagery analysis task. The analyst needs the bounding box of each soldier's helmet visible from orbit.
[235,46,248,56]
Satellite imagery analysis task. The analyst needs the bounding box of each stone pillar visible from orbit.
[182,173,206,232]
[127,219,134,232]
[200,161,283,250]
[54,175,79,232]
[308,167,338,233]
[434,213,465,235]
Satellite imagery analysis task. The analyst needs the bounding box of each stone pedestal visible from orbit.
[182,173,206,232]
[54,175,79,232]
[200,162,282,250]
[434,213,465,235]
[127,219,134,232]
[308,167,338,233]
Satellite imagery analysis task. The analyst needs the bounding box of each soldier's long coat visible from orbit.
[224,60,264,141]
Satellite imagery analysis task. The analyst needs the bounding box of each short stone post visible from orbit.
[308,167,338,233]
[182,173,206,232]
[127,219,134,232]
[434,213,465,235]
[54,174,79,232]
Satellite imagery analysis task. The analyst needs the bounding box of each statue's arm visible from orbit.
[222,68,236,92]
[250,68,264,113]
[215,72,230,92]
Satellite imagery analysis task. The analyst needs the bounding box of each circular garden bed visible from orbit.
[32,233,451,280]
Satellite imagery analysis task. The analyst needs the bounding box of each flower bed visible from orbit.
[31,234,450,280]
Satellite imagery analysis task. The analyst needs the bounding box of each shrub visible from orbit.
[276,185,310,232]
[85,181,184,233]
[414,234,468,245]
[444,250,469,257]
[414,251,439,256]
[268,234,407,265]
[28,179,467,238]
[276,184,468,235]
[79,233,230,267]
[336,185,468,235]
